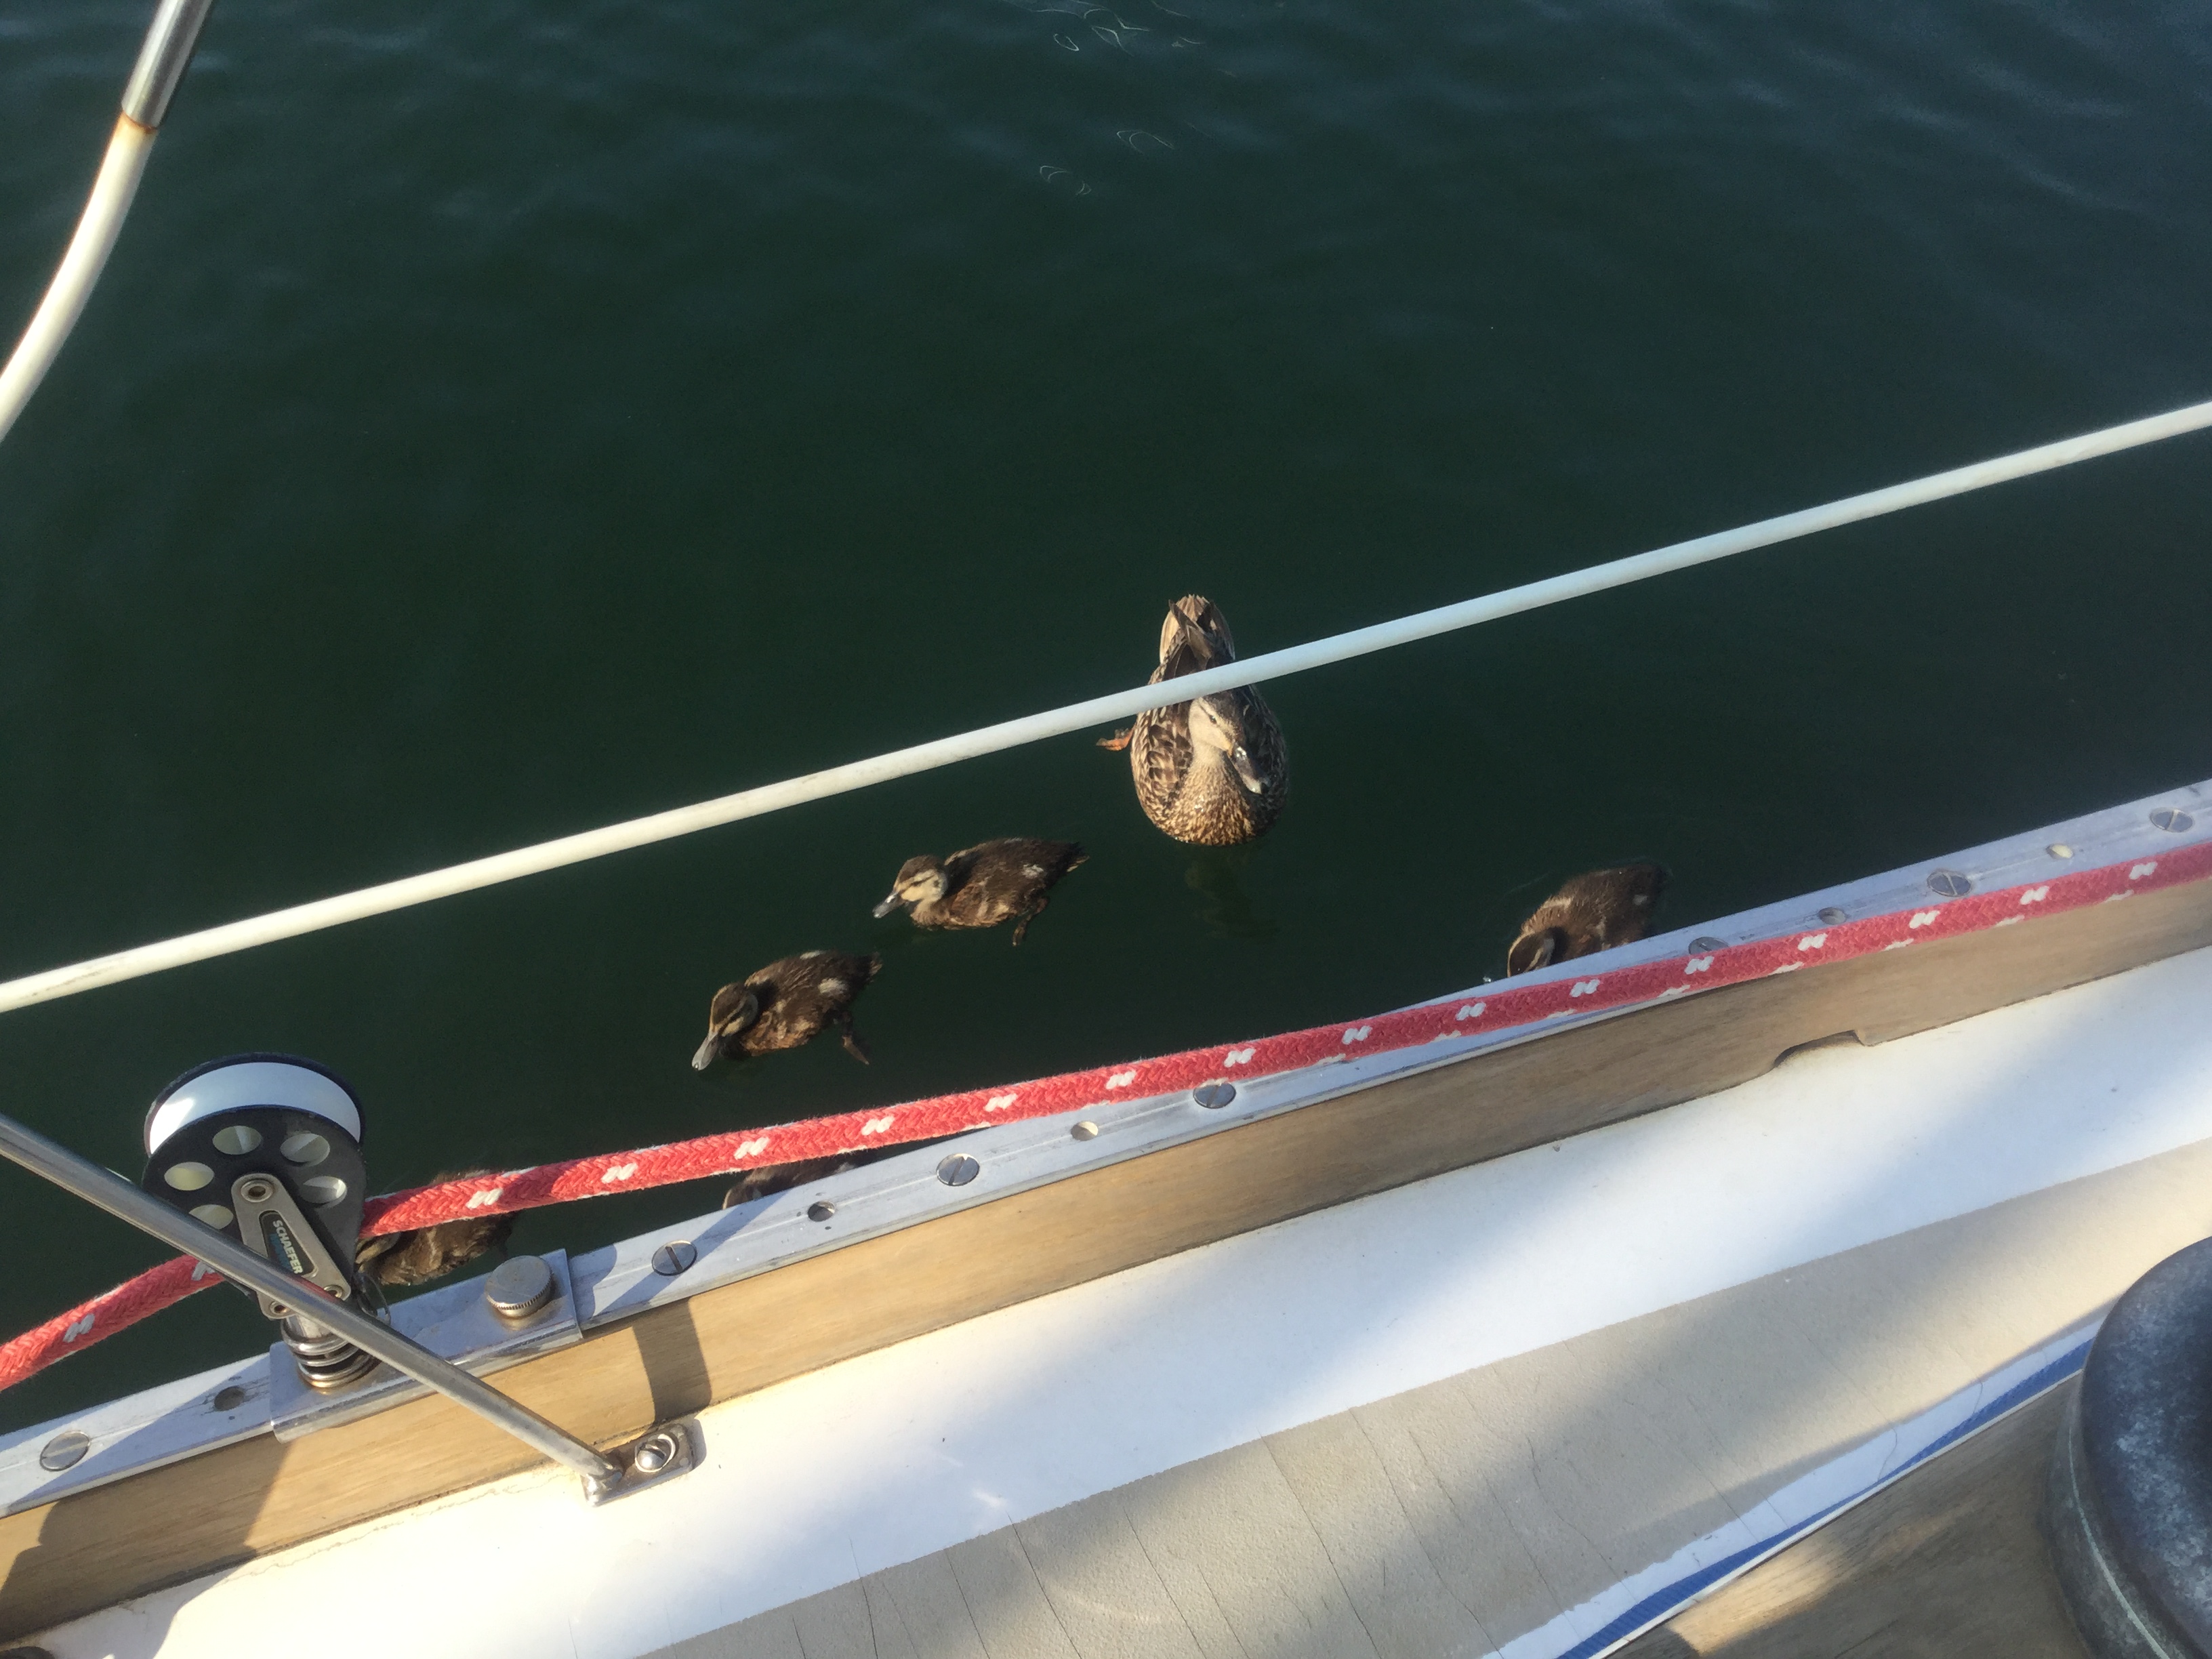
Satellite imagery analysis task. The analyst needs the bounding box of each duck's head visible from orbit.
[1189,694,1268,794]
[1505,928,1564,976]
[691,984,760,1069]
[873,855,948,918]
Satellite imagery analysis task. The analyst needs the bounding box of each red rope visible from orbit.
[5,837,2205,1396]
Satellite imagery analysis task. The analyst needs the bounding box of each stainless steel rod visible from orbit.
[0,1110,623,1498]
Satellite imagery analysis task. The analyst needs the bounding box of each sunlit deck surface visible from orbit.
[32,938,2209,1659]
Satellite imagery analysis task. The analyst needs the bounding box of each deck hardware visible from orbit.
[0,1105,625,1502]
[2049,842,2076,859]
[2152,808,2195,833]
[1689,937,1727,953]
[937,1153,981,1187]
[1818,907,1848,925]
[211,1385,248,1411]
[1193,1083,1237,1109]
[597,1420,696,1502]
[37,1431,89,1472]
[141,1058,382,1392]
[650,1241,697,1277]
[484,1255,557,1322]
[1927,869,1973,898]
[1071,1120,1099,1140]
[807,1200,836,1222]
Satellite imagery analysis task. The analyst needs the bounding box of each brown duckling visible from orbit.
[722,1151,877,1208]
[355,1170,514,1288]
[1099,595,1287,846]
[1507,863,1667,975]
[692,949,882,1069]
[872,838,1088,945]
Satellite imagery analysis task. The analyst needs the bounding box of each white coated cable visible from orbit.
[0,117,157,449]
[3,392,2211,1015]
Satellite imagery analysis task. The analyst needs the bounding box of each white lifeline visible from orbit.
[39,942,2212,1659]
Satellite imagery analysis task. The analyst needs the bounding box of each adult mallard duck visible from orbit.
[872,838,1088,945]
[355,1170,514,1288]
[691,949,882,1068]
[1100,594,1287,846]
[1506,863,1666,975]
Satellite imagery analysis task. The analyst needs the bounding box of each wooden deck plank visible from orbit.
[1261,1413,1494,1658]
[1620,1383,2089,1658]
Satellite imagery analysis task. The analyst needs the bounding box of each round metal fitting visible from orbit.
[937,1154,981,1187]
[483,1254,557,1322]
[211,1385,249,1413]
[1193,1082,1237,1109]
[1071,1120,1099,1141]
[1817,907,1847,926]
[806,1200,836,1223]
[38,1431,89,1473]
[2151,807,2195,834]
[1926,868,1973,899]
[650,1241,697,1277]
[2048,842,2076,859]
[1689,937,1727,954]
[632,1431,678,1475]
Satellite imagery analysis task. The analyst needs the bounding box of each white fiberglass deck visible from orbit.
[35,942,2212,1659]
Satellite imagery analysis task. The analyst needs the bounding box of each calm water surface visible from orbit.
[4,0,2212,1429]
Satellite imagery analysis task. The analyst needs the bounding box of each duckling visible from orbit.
[1099,595,1288,846]
[1506,863,1667,975]
[872,838,1088,945]
[722,1151,877,1208]
[691,949,882,1068]
[354,1170,514,1288]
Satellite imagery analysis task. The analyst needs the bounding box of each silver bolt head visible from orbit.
[650,1241,698,1277]
[1193,1082,1236,1109]
[1818,907,1847,926]
[806,1200,836,1223]
[2047,842,2075,859]
[632,1431,677,1474]
[2151,808,2195,834]
[937,1153,981,1187]
[1071,1120,1099,1141]
[39,1430,90,1472]
[1927,868,1973,899]
[1689,937,1727,953]
[483,1254,556,1322]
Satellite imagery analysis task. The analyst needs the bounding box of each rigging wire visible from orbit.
[0,0,214,447]
[1,393,2209,1016]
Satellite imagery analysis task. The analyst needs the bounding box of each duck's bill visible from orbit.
[691,1034,722,1070]
[871,894,907,918]
[1231,750,1267,793]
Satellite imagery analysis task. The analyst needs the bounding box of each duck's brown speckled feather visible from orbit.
[1507,864,1666,975]
[1126,596,1288,846]
[915,838,1088,935]
[726,949,881,1054]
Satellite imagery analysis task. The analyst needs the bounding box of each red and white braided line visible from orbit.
[5,838,2205,1395]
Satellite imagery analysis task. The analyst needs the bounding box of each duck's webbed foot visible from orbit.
[840,1023,874,1065]
[1096,728,1133,752]
[1011,896,1048,947]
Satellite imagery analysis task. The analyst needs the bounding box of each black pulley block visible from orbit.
[2047,1236,2212,1658]
[140,1052,369,1322]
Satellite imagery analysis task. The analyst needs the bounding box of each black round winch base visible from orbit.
[2045,1237,2212,1658]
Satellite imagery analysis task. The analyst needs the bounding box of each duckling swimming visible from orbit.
[1506,863,1667,975]
[355,1170,514,1288]
[692,949,882,1069]
[1100,594,1287,846]
[872,838,1088,945]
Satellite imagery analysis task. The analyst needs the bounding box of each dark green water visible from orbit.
[4,0,2212,1433]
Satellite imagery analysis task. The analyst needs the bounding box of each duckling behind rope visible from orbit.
[1099,594,1288,846]
[692,948,882,1068]
[873,837,1088,945]
[355,1169,514,1288]
[1506,863,1667,975]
